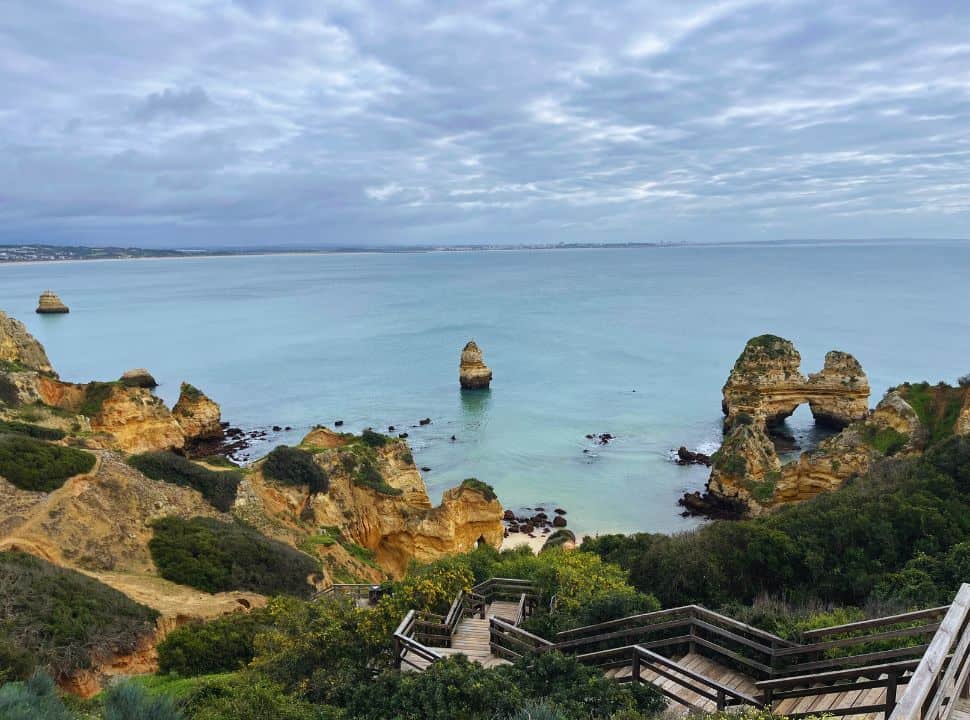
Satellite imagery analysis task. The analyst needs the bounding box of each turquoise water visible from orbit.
[1,243,968,536]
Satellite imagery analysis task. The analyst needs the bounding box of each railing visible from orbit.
[776,604,951,676]
[758,658,921,719]
[490,617,553,661]
[890,584,970,720]
[629,646,763,712]
[313,583,374,602]
[555,604,795,679]
[472,578,538,604]
[393,609,444,671]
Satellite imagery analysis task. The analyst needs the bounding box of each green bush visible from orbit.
[78,381,118,417]
[459,478,497,501]
[360,428,389,447]
[0,672,75,720]
[0,435,95,492]
[861,425,909,456]
[179,673,328,720]
[0,420,65,440]
[149,517,318,597]
[897,382,965,446]
[128,452,241,512]
[104,681,182,720]
[263,446,329,494]
[158,610,269,676]
[583,435,970,608]
[0,551,158,677]
[339,448,402,496]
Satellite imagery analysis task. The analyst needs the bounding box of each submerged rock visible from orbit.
[676,446,712,466]
[459,340,492,389]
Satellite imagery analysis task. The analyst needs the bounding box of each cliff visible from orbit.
[460,340,493,389]
[722,335,869,430]
[0,310,56,375]
[237,429,504,578]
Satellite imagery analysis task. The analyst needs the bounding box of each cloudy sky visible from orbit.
[2,1,969,247]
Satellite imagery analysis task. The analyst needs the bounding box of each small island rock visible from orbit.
[459,340,492,389]
[36,290,69,314]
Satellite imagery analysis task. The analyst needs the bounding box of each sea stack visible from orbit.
[459,340,492,389]
[36,290,69,314]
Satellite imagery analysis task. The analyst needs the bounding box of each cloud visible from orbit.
[0,0,968,246]
[131,87,212,122]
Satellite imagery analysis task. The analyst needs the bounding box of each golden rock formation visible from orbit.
[36,290,69,314]
[172,382,223,441]
[460,340,493,389]
[0,310,56,375]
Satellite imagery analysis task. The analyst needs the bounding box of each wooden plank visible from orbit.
[802,606,950,641]
[777,624,941,657]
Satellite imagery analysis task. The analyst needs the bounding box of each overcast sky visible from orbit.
[2,1,969,247]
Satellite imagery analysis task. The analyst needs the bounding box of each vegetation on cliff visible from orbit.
[128,451,241,512]
[460,477,496,501]
[158,609,270,677]
[148,517,318,598]
[584,435,970,608]
[895,381,965,446]
[0,419,65,440]
[0,551,158,681]
[0,435,95,491]
[263,445,330,495]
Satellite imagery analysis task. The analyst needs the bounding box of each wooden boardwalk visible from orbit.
[951,698,970,720]
[403,600,519,671]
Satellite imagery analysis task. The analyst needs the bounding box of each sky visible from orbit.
[2,0,969,248]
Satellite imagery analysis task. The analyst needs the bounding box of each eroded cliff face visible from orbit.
[89,387,187,454]
[959,391,970,436]
[236,429,504,578]
[0,310,56,375]
[172,382,223,442]
[722,335,869,430]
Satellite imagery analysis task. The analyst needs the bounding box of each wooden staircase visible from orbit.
[403,600,521,671]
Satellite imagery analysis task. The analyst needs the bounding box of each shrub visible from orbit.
[360,428,389,447]
[158,609,269,676]
[149,517,318,597]
[459,477,497,501]
[263,446,329,494]
[897,382,965,446]
[0,435,95,492]
[0,551,158,677]
[0,672,75,720]
[128,452,241,512]
[0,420,65,441]
[179,673,329,720]
[78,381,118,417]
[340,448,402,496]
[861,425,909,456]
[104,680,182,720]
[958,374,970,388]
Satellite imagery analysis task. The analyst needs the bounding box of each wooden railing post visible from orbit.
[717,688,726,711]
[631,649,641,685]
[393,636,402,669]
[688,608,697,656]
[885,669,899,720]
[770,638,778,678]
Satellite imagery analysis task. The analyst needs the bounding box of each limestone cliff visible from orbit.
[707,422,782,514]
[88,386,186,454]
[0,310,55,375]
[237,430,504,578]
[460,340,493,389]
[959,390,970,436]
[722,335,868,430]
[173,382,223,442]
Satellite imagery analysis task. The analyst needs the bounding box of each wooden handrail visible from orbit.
[631,645,763,711]
[802,605,951,640]
[890,584,970,720]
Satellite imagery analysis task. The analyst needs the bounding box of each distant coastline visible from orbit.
[1,238,967,264]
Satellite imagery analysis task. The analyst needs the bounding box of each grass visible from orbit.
[199,455,239,468]
[861,425,909,456]
[0,435,96,491]
[0,359,32,373]
[460,477,497,501]
[128,451,242,512]
[179,382,204,401]
[302,526,379,569]
[747,471,780,503]
[262,445,329,494]
[339,444,403,496]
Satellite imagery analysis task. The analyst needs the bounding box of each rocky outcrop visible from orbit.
[36,290,69,314]
[959,390,970,436]
[0,310,56,375]
[173,383,223,442]
[460,340,492,389]
[89,386,186,454]
[722,335,869,430]
[706,422,783,514]
[237,431,504,578]
[120,368,158,389]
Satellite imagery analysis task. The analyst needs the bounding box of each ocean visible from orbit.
[2,242,968,536]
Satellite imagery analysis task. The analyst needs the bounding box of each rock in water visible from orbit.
[36,290,69,314]
[172,382,223,441]
[119,368,158,389]
[459,340,492,389]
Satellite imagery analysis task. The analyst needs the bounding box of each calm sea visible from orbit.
[2,243,968,535]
